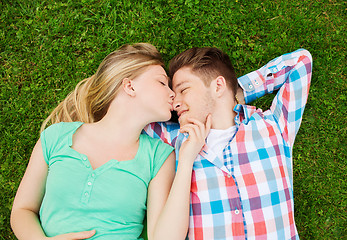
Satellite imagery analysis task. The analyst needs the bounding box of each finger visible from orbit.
[205,114,212,137]
[180,124,201,141]
[186,118,205,129]
[179,123,198,134]
[64,230,96,240]
[186,117,209,140]
[180,124,199,138]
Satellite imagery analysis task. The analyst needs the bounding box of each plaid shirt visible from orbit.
[144,49,312,239]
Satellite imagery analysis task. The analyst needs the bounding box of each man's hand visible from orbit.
[235,86,245,105]
[178,115,212,166]
[48,230,96,240]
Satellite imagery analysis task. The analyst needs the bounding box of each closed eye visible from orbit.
[181,88,188,93]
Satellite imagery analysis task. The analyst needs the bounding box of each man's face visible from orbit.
[172,67,215,126]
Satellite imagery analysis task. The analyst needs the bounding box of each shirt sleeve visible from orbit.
[40,122,64,164]
[151,140,175,179]
[238,49,313,146]
[142,121,181,148]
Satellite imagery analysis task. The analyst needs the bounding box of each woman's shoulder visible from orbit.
[40,122,83,162]
[41,122,83,140]
[139,134,174,157]
[139,134,174,180]
[140,133,159,143]
[43,122,82,132]
[140,134,172,149]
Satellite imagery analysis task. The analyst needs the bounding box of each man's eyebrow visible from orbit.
[173,81,189,89]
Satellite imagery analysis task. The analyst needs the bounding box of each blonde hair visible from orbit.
[41,43,164,132]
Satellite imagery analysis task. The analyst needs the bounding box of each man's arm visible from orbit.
[142,122,181,148]
[238,49,313,146]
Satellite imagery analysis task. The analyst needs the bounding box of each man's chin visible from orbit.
[178,114,207,126]
[178,117,188,127]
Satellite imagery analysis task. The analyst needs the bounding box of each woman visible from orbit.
[11,43,211,239]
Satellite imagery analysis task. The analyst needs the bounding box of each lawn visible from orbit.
[1,0,346,239]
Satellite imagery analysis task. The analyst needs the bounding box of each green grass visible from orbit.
[1,0,346,239]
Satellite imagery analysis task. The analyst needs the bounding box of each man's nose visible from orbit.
[173,96,181,110]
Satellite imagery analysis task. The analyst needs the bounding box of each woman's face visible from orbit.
[133,65,175,122]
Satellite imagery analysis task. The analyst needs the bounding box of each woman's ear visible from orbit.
[122,78,136,97]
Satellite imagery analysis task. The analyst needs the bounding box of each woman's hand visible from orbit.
[48,230,96,240]
[147,115,211,240]
[178,114,212,166]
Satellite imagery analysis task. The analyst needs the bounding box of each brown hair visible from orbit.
[41,43,164,132]
[169,47,238,95]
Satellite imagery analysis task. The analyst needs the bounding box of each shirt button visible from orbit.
[87,182,92,186]
[84,192,89,196]
[82,156,87,161]
[255,81,259,85]
[227,174,232,178]
[235,209,240,215]
[91,173,95,178]
[249,84,253,89]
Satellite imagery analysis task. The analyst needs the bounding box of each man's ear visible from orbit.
[122,78,136,97]
[211,76,227,97]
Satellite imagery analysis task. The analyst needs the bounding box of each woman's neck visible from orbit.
[91,111,144,146]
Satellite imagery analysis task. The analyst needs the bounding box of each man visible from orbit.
[144,47,312,239]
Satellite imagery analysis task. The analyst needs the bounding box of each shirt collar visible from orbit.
[234,104,257,126]
[199,144,230,174]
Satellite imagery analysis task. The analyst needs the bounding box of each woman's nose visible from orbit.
[169,89,175,100]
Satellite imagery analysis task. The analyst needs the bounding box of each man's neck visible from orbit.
[211,103,237,130]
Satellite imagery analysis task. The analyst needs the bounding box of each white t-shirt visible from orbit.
[206,125,237,160]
